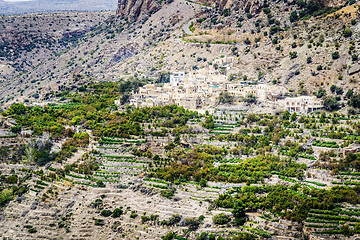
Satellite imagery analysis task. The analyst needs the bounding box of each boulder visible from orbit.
[349,63,360,75]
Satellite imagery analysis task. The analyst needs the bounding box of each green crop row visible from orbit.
[305,224,338,228]
[312,140,339,148]
[298,154,316,160]
[339,171,360,176]
[305,219,339,224]
[149,184,168,189]
[144,178,168,184]
[218,158,243,163]
[103,155,135,159]
[97,146,118,149]
[304,181,327,187]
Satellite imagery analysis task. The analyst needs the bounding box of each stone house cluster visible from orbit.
[118,57,324,112]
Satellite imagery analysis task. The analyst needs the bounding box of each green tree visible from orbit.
[244,94,256,103]
[313,88,327,98]
[162,232,176,240]
[323,96,340,111]
[0,146,9,160]
[355,223,360,233]
[5,175,18,184]
[196,232,208,240]
[218,91,234,104]
[0,189,13,207]
[202,115,215,129]
[232,200,247,226]
[349,94,360,108]
[10,125,21,134]
[330,85,337,93]
[346,89,354,99]
[282,110,290,120]
[97,180,106,188]
[199,178,207,188]
[290,11,298,22]
[213,213,231,225]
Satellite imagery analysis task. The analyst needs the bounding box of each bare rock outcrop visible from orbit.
[317,0,348,7]
[116,0,160,21]
[110,43,139,65]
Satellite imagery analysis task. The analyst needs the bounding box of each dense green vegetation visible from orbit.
[3,77,360,239]
[214,185,360,222]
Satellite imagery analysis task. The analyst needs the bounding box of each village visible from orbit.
[124,57,324,114]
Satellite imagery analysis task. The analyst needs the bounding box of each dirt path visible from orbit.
[182,19,195,35]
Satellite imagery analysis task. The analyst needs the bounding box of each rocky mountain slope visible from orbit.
[0,0,359,109]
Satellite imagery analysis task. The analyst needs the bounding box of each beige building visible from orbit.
[226,83,286,101]
[280,96,323,113]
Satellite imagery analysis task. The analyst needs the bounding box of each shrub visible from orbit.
[28,228,37,233]
[160,188,175,199]
[272,37,278,45]
[222,9,231,17]
[332,51,339,60]
[269,25,282,35]
[96,180,105,188]
[343,28,352,38]
[130,211,138,218]
[213,213,231,225]
[162,231,176,240]
[290,11,298,22]
[185,217,201,231]
[92,198,103,208]
[160,214,181,226]
[94,218,105,225]
[196,232,208,240]
[141,215,151,223]
[112,208,123,217]
[289,52,297,59]
[101,209,112,217]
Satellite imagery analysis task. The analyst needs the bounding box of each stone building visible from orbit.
[280,96,323,113]
[170,72,185,86]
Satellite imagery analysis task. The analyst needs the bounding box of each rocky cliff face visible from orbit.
[116,0,160,21]
[317,0,347,7]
